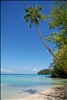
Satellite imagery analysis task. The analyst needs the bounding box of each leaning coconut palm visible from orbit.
[24,5,67,73]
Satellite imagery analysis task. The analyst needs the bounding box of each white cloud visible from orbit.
[1,66,39,74]
[1,68,16,74]
[18,66,39,74]
[32,67,38,72]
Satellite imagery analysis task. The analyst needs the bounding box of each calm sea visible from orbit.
[1,74,67,100]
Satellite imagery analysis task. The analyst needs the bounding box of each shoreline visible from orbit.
[17,85,67,100]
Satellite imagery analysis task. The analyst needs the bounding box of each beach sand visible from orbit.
[17,85,67,100]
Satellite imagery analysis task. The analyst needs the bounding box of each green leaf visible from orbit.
[25,18,29,22]
[35,18,39,25]
[24,8,29,12]
[36,5,43,10]
[30,19,34,28]
[24,14,30,19]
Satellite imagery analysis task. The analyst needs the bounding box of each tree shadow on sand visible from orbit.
[39,85,67,100]
[19,85,67,100]
[19,89,40,94]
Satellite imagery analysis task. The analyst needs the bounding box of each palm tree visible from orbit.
[24,5,67,73]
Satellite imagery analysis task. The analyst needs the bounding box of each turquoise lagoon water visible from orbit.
[1,74,67,100]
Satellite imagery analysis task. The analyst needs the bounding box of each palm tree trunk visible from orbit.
[36,25,58,60]
[36,25,67,73]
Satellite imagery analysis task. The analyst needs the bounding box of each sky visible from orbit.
[1,1,56,74]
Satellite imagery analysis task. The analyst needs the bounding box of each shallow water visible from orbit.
[1,74,67,100]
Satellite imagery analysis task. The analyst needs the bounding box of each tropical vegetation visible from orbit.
[46,0,67,78]
[38,69,52,75]
[24,0,67,78]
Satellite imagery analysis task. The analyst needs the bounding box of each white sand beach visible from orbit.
[17,85,67,100]
[23,89,55,100]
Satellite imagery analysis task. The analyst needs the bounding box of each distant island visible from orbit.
[37,69,52,75]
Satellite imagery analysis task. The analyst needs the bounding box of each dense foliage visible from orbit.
[38,69,52,75]
[38,0,67,78]
[47,0,67,78]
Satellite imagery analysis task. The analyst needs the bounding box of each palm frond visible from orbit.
[37,14,42,19]
[35,18,39,25]
[41,15,46,21]
[37,13,46,21]
[24,8,29,12]
[30,19,34,28]
[24,5,45,28]
[24,14,30,19]
[24,6,33,13]
[35,5,43,11]
[25,18,29,22]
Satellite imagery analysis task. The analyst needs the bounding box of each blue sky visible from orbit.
[1,1,56,74]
